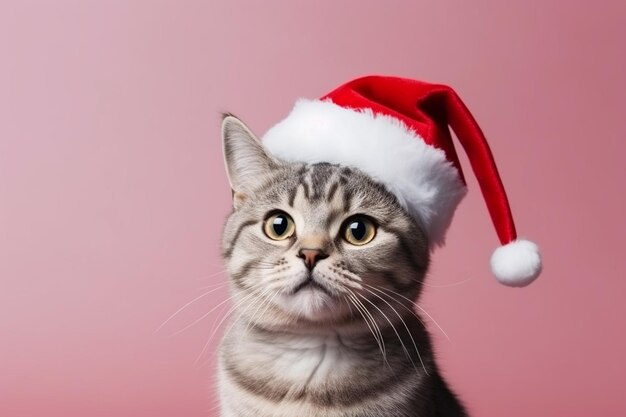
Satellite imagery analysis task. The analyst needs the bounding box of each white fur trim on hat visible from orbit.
[490,239,542,287]
[261,99,467,246]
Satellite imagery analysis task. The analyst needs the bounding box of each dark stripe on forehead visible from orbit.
[326,181,339,202]
[342,188,353,211]
[223,220,257,258]
[301,180,310,200]
[299,164,313,200]
[296,164,308,176]
[288,165,309,207]
[287,184,298,207]
[309,164,333,201]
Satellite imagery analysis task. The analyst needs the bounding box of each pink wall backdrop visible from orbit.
[1,1,625,416]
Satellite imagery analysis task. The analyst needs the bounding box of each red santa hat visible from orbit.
[261,75,542,287]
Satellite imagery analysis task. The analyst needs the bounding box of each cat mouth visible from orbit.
[291,276,331,296]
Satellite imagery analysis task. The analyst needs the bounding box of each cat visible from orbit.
[217,114,468,417]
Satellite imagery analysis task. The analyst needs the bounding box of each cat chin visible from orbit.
[275,288,344,321]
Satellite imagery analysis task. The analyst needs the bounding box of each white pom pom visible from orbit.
[490,239,542,287]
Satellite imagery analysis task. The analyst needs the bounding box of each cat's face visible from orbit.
[221,116,429,329]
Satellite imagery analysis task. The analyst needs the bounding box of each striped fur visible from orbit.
[218,116,468,417]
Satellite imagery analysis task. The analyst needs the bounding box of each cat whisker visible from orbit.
[342,294,355,319]
[194,287,269,366]
[361,282,427,328]
[359,285,429,375]
[193,301,232,364]
[256,289,281,323]
[369,285,451,342]
[196,281,228,291]
[343,294,386,363]
[330,266,362,284]
[168,301,231,337]
[154,282,230,334]
[239,287,278,341]
[263,266,294,277]
[352,290,419,375]
[193,265,230,281]
[198,289,280,369]
[205,401,223,416]
[404,302,452,343]
[194,269,228,284]
[168,286,264,337]
[345,290,387,363]
[419,277,473,288]
[247,265,280,271]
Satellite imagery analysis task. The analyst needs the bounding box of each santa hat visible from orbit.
[261,75,542,287]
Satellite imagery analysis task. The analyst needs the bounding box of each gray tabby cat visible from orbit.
[217,114,468,417]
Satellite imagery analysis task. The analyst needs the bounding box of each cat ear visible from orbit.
[221,114,276,207]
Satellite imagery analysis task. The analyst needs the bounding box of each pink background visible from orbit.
[1,1,625,416]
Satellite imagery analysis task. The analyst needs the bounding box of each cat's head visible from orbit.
[220,115,429,330]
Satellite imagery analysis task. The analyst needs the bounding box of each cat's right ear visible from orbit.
[221,114,276,208]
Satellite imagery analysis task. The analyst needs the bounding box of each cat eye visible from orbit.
[343,216,376,246]
[263,211,296,240]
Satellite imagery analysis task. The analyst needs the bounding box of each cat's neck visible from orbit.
[222,311,432,377]
[222,321,371,387]
[219,313,435,415]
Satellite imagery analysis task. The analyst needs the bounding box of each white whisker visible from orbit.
[371,285,451,342]
[195,269,228,283]
[346,290,387,362]
[353,290,419,374]
[360,285,429,375]
[168,291,243,336]
[194,288,264,366]
[154,282,229,334]
[417,276,473,288]
[344,294,385,362]
[239,287,277,341]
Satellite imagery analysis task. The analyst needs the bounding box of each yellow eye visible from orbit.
[263,212,296,240]
[343,216,376,246]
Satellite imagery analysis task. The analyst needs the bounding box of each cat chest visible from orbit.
[246,335,355,384]
[219,332,423,416]
[221,332,368,399]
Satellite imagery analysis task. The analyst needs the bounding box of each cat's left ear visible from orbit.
[221,114,276,208]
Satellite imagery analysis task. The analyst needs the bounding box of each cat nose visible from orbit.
[297,248,328,270]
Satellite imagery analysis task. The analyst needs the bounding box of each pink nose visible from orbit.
[298,249,328,270]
